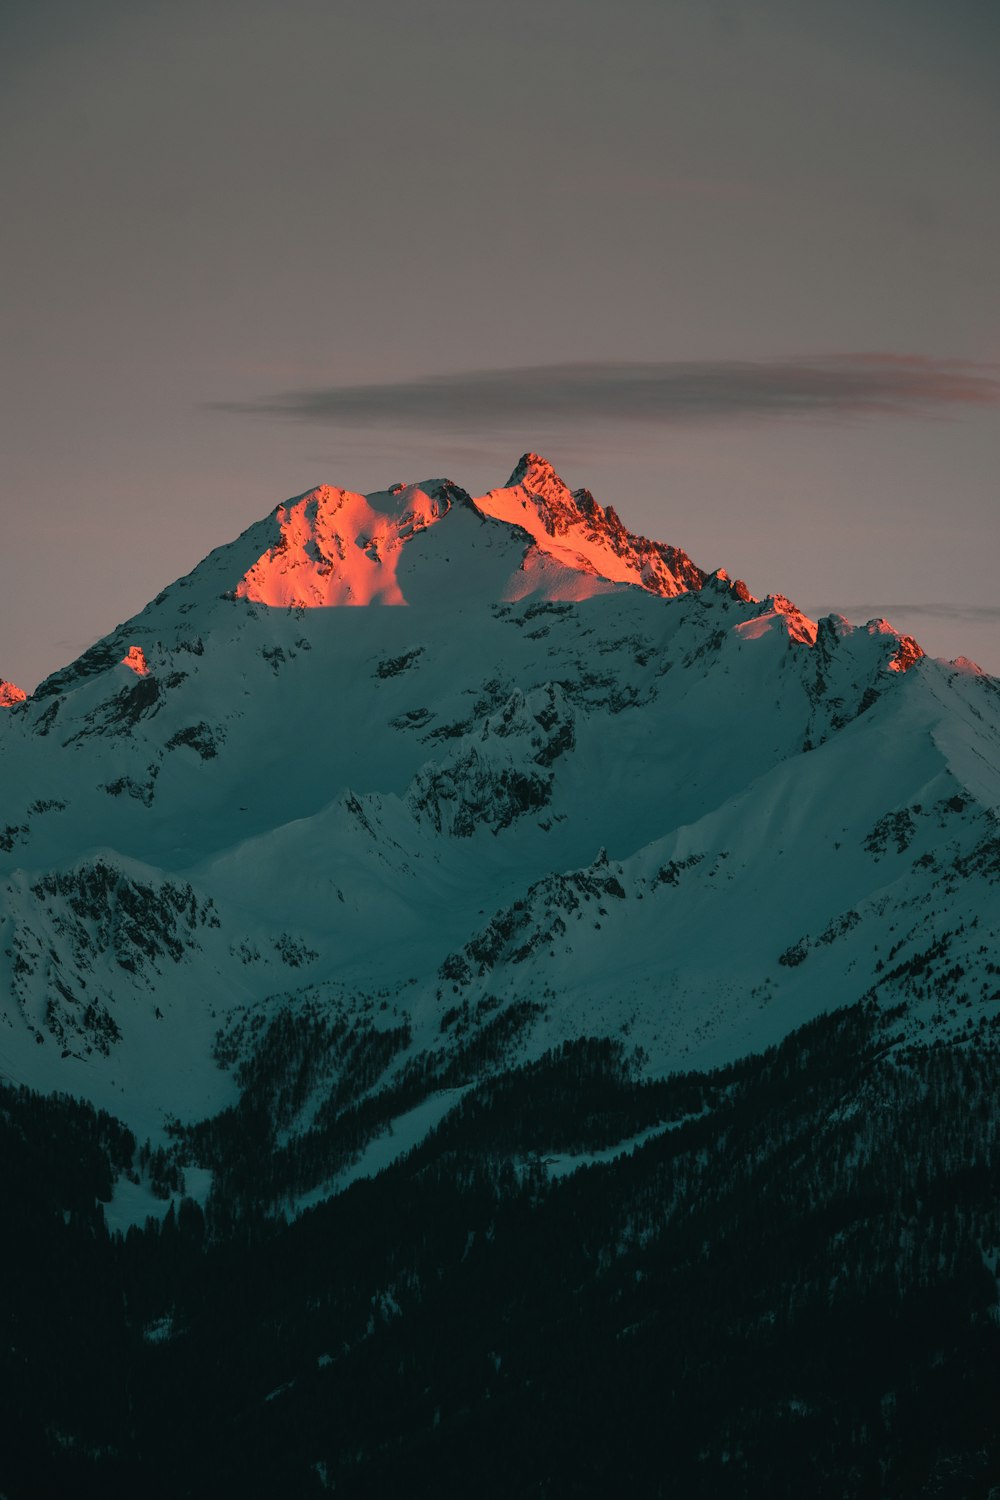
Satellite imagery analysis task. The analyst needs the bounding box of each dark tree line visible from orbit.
[2,1001,1000,1497]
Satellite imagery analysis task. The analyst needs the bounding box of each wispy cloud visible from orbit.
[813,603,1000,627]
[214,355,1000,433]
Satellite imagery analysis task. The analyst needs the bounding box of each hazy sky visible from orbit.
[3,0,999,690]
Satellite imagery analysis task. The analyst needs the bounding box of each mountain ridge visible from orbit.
[6,452,931,712]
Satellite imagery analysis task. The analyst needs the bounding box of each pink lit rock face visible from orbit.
[475,453,708,599]
[121,646,150,676]
[0,678,26,707]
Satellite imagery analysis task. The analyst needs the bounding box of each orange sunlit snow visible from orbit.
[234,484,450,608]
[121,646,150,676]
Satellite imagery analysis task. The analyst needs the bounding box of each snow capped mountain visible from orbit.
[0,454,997,1180]
[6,452,999,1499]
[0,676,26,706]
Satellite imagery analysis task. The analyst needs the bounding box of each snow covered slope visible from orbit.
[1,454,997,1166]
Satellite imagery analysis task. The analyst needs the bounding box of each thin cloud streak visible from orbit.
[814,603,1000,626]
[215,355,1000,432]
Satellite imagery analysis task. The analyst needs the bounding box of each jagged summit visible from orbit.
[863,618,925,673]
[18,457,934,718]
[506,451,561,489]
[475,453,711,601]
[227,455,715,612]
[0,677,26,707]
[26,455,932,712]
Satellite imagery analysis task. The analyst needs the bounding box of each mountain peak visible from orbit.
[219,457,713,612]
[505,452,566,492]
[0,677,26,707]
[477,457,707,601]
[864,618,925,673]
[233,479,465,609]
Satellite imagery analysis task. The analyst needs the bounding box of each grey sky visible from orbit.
[2,0,998,688]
